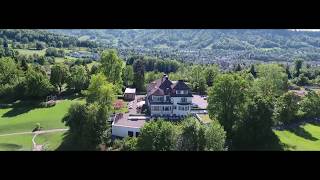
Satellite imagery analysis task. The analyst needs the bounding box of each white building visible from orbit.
[112,114,148,138]
[146,74,193,118]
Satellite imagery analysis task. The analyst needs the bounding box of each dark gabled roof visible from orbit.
[172,80,191,90]
[152,88,165,96]
[147,77,191,96]
[159,79,173,90]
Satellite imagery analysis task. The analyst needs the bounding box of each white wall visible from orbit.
[112,125,141,138]
[171,97,192,116]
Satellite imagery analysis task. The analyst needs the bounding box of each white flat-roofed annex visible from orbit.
[112,114,149,128]
[124,88,136,94]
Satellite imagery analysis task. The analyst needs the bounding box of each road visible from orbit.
[0,128,68,137]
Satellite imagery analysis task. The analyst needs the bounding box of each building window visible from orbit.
[136,132,140,137]
[153,106,161,111]
[153,96,164,102]
[173,106,176,110]
[164,106,170,111]
[128,131,134,137]
[181,97,187,103]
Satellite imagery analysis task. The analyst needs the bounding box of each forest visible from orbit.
[49,29,320,65]
[1,29,320,151]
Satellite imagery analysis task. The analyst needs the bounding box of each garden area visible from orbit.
[274,122,320,151]
[0,98,84,151]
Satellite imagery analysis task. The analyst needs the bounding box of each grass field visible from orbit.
[36,131,66,150]
[274,123,320,150]
[55,56,77,63]
[0,98,85,135]
[0,134,34,151]
[16,48,46,56]
[197,114,212,124]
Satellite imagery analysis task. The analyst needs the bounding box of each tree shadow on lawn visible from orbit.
[288,125,318,141]
[1,101,39,118]
[0,143,23,151]
[56,131,85,151]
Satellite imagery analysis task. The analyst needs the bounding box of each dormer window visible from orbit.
[176,90,188,94]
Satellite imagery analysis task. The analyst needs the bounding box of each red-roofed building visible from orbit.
[146,74,193,117]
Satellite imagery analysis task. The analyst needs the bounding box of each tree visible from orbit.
[21,37,29,44]
[62,103,111,150]
[123,65,134,86]
[137,119,178,151]
[196,77,207,95]
[235,64,242,72]
[0,57,20,85]
[232,95,274,150]
[254,64,288,98]
[249,64,257,78]
[204,65,219,86]
[85,73,115,108]
[24,68,54,98]
[100,49,124,85]
[207,74,248,140]
[114,137,138,151]
[205,121,226,151]
[294,74,310,86]
[133,59,145,92]
[274,92,300,125]
[67,65,89,93]
[294,59,303,77]
[20,58,28,71]
[50,63,70,94]
[35,41,46,50]
[177,117,206,151]
[90,64,100,75]
[285,64,292,79]
[300,91,320,119]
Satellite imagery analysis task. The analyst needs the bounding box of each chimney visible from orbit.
[162,74,168,82]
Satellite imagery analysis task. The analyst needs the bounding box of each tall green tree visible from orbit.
[137,119,178,151]
[249,64,257,78]
[133,59,145,92]
[207,74,248,140]
[85,72,115,108]
[0,57,20,85]
[62,102,112,150]
[254,64,288,98]
[67,65,89,93]
[100,49,124,85]
[274,92,300,125]
[299,91,320,119]
[204,65,219,86]
[50,63,70,94]
[177,117,206,151]
[24,68,54,98]
[205,121,226,151]
[294,59,303,78]
[123,65,134,87]
[285,64,292,79]
[233,95,274,150]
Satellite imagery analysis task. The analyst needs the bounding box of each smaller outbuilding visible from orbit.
[124,88,136,101]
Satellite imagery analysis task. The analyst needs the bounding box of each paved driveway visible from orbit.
[192,95,208,109]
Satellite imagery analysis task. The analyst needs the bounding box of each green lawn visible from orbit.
[274,123,320,150]
[55,56,77,63]
[198,114,212,124]
[35,131,65,151]
[16,48,46,56]
[0,98,84,135]
[0,134,34,151]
